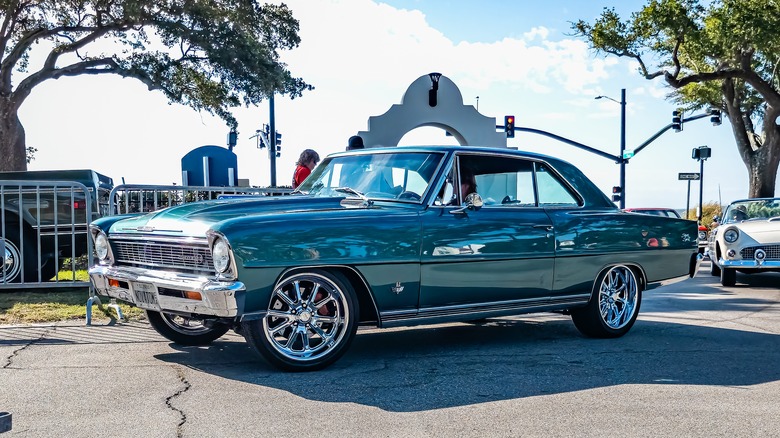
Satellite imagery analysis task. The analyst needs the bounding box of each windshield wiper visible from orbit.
[334,187,373,206]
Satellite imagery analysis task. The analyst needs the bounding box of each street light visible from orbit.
[595,89,627,209]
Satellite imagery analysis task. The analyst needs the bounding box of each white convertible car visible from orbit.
[708,198,780,286]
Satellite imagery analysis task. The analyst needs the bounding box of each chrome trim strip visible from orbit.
[89,265,244,317]
[108,233,207,245]
[646,274,690,290]
[382,294,590,322]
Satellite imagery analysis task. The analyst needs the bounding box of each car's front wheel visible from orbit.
[720,267,736,287]
[571,265,641,338]
[242,269,359,371]
[146,311,230,345]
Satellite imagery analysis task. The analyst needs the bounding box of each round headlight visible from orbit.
[95,232,109,261]
[698,231,707,240]
[212,238,231,273]
[723,228,739,243]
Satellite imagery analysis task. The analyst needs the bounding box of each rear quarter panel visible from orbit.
[548,208,698,295]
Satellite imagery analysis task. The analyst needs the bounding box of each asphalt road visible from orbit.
[1,263,779,438]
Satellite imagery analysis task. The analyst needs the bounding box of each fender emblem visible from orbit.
[391,281,404,294]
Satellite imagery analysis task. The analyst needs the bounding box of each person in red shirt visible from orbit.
[292,149,320,189]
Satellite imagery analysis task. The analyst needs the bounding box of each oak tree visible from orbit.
[0,0,311,171]
[574,0,780,198]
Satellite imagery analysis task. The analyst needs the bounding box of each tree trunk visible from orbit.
[0,98,28,172]
[747,124,780,198]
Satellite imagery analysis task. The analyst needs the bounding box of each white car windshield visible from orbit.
[296,151,445,203]
[722,198,780,223]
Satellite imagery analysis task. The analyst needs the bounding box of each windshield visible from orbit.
[722,198,780,223]
[296,151,445,203]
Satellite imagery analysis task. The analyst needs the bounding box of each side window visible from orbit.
[457,155,537,207]
[535,163,579,206]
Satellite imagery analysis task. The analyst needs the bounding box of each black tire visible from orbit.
[146,310,229,345]
[720,267,736,287]
[242,269,359,371]
[571,265,642,338]
[709,260,721,276]
[1,222,37,283]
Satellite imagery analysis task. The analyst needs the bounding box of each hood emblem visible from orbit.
[136,226,155,232]
[391,281,405,295]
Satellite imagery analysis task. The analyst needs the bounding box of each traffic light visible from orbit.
[227,128,237,151]
[504,115,515,138]
[672,109,683,132]
[709,108,722,126]
[612,186,622,203]
[275,132,282,157]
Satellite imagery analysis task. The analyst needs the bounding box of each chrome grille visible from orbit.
[112,239,215,274]
[741,245,780,260]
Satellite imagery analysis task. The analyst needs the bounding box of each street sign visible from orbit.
[622,150,635,159]
[678,172,701,180]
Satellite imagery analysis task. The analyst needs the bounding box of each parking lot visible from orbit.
[1,263,779,437]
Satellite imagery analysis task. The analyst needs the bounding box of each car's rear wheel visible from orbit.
[720,267,736,287]
[571,265,641,338]
[146,310,230,345]
[242,269,359,371]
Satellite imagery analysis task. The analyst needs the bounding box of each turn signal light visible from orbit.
[109,279,121,288]
[184,291,203,301]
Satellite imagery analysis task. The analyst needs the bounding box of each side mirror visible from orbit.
[450,193,483,215]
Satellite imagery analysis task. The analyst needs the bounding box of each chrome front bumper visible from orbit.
[89,265,245,317]
[719,259,780,269]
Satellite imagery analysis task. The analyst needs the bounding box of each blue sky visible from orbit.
[20,0,767,209]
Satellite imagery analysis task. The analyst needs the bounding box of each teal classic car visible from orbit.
[88,146,700,371]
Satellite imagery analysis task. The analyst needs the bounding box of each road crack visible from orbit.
[165,365,191,438]
[2,328,52,369]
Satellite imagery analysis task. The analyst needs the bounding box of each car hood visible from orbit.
[723,219,780,244]
[107,195,365,237]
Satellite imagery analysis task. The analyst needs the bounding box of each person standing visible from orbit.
[292,149,320,189]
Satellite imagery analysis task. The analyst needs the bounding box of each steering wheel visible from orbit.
[397,191,422,201]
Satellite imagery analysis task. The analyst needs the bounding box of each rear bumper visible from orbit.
[88,265,244,317]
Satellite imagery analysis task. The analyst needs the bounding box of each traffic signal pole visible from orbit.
[269,94,277,187]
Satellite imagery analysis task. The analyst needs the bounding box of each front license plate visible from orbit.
[131,282,161,311]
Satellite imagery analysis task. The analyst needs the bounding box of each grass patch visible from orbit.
[0,289,145,325]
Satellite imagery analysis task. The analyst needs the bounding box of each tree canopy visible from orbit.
[0,0,311,171]
[573,0,780,198]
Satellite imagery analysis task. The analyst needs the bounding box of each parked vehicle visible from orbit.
[1,169,113,283]
[88,146,700,371]
[708,198,780,286]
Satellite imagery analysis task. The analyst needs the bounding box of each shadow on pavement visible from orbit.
[153,316,780,412]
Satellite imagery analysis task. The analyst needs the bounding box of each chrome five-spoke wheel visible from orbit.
[243,270,359,371]
[571,265,642,338]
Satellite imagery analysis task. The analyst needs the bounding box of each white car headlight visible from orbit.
[212,238,231,273]
[723,228,739,243]
[95,232,109,261]
[698,231,707,241]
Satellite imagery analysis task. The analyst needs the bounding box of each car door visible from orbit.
[419,153,556,311]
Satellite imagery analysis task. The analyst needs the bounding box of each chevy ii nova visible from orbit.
[89,146,700,371]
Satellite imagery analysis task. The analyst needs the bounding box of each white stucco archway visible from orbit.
[357,73,507,148]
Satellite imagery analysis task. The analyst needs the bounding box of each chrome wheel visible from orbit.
[263,272,350,363]
[145,310,229,345]
[598,266,639,330]
[572,264,642,338]
[1,236,22,283]
[160,313,213,336]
